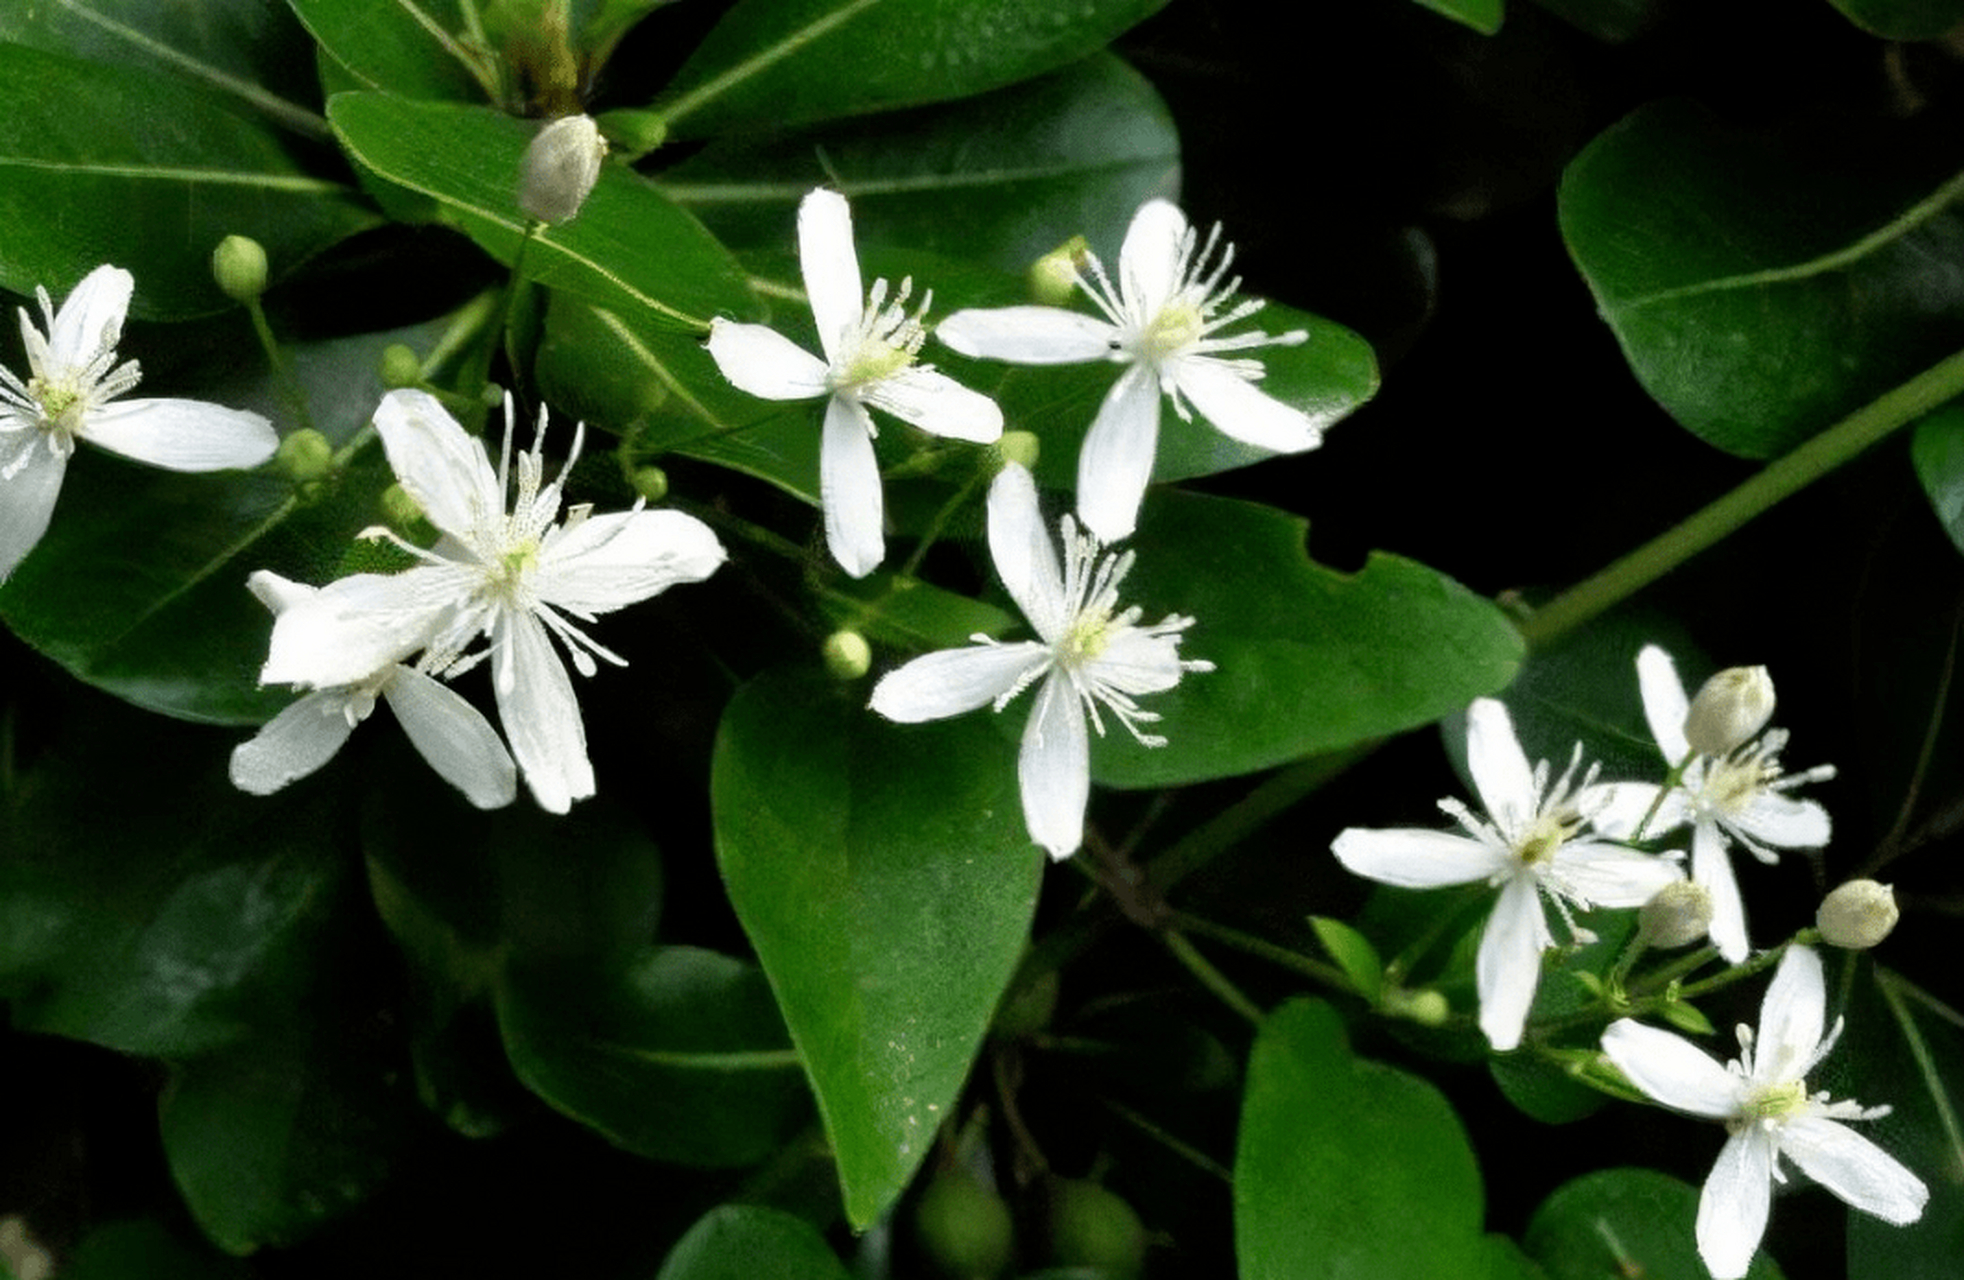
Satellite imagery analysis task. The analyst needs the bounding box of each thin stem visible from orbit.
[1867,596,1964,875]
[1168,911,1350,991]
[895,462,988,582]
[1159,929,1263,1025]
[1874,966,1964,1172]
[241,295,315,436]
[1631,752,1692,843]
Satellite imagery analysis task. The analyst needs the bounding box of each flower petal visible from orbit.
[1118,199,1188,315]
[869,642,1050,722]
[83,399,276,471]
[0,438,65,581]
[1476,873,1550,1051]
[1755,945,1825,1080]
[1697,1130,1774,1280]
[245,569,318,616]
[798,188,865,365]
[820,395,884,578]
[1088,628,1189,696]
[1075,361,1161,543]
[705,318,830,400]
[1600,1019,1742,1118]
[935,306,1117,364]
[1729,792,1830,851]
[47,264,132,368]
[1637,644,1692,762]
[1549,839,1683,908]
[1779,1115,1928,1225]
[1582,780,1691,841]
[495,610,593,814]
[1171,357,1322,453]
[536,508,726,615]
[382,666,517,809]
[1694,820,1751,964]
[1329,827,1507,889]
[1019,673,1090,859]
[1465,698,1537,838]
[228,690,358,795]
[372,389,499,539]
[861,366,1002,442]
[986,462,1066,641]
[260,565,471,689]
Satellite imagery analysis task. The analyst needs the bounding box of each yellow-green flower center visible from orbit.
[1740,1079,1807,1123]
[840,337,914,388]
[29,377,83,433]
[1704,756,1770,812]
[1142,301,1203,360]
[1515,813,1572,865]
[1059,609,1113,667]
[491,539,539,597]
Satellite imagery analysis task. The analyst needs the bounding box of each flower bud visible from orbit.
[380,482,427,534]
[1384,987,1450,1026]
[1682,665,1776,756]
[1029,235,1091,306]
[1044,1179,1146,1280]
[630,465,669,503]
[1638,880,1713,949]
[595,108,668,159]
[275,428,334,484]
[518,114,606,224]
[211,235,268,303]
[1817,880,1898,949]
[995,430,1040,471]
[380,344,424,389]
[823,630,872,681]
[913,1170,1014,1280]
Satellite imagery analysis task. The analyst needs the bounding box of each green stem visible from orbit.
[1160,929,1263,1025]
[1168,911,1349,991]
[1520,345,1964,649]
[895,463,988,582]
[241,295,316,436]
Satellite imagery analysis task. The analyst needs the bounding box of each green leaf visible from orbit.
[285,0,486,102]
[655,0,1171,138]
[1912,403,1964,559]
[712,664,1043,1227]
[1411,0,1504,35]
[1524,1166,1785,1279]
[1236,998,1504,1279]
[1309,915,1383,1004]
[1560,99,1964,459]
[62,1220,249,1280]
[1825,0,1964,39]
[821,573,1018,653]
[1524,0,1665,40]
[656,1205,852,1280]
[1087,489,1524,787]
[328,92,762,331]
[0,43,376,318]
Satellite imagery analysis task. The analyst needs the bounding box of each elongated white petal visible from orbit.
[1019,674,1090,859]
[383,666,517,809]
[1582,780,1691,841]
[1118,199,1188,314]
[705,318,830,400]
[260,566,471,688]
[869,642,1050,722]
[1075,362,1161,542]
[1600,1020,1742,1118]
[1550,840,1683,908]
[245,569,317,616]
[0,440,65,581]
[1465,698,1538,838]
[372,389,499,539]
[1729,792,1830,851]
[797,188,865,365]
[1089,628,1190,696]
[229,690,358,794]
[1330,827,1508,888]
[861,366,1003,442]
[1172,357,1321,453]
[496,611,592,814]
[1694,820,1751,964]
[1637,644,1692,762]
[1697,1130,1774,1280]
[1755,945,1825,1080]
[48,264,132,366]
[83,399,275,471]
[820,395,884,578]
[1779,1115,1928,1225]
[935,307,1117,363]
[536,509,725,615]
[986,462,1066,641]
[1476,873,1550,1051]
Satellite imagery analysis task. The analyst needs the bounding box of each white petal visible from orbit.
[1755,945,1825,1080]
[705,318,830,400]
[1171,357,1321,453]
[935,307,1117,363]
[797,188,865,365]
[1118,199,1189,315]
[228,690,358,794]
[1729,793,1830,851]
[83,399,276,471]
[1583,780,1690,841]
[1075,362,1161,542]
[1476,873,1551,1051]
[1088,628,1189,696]
[1637,644,1692,762]
[861,366,1003,443]
[47,264,131,368]
[1779,1116,1928,1224]
[1020,673,1089,859]
[0,438,65,581]
[869,642,1050,722]
[1330,827,1509,888]
[260,566,471,688]
[1548,840,1683,908]
[1465,698,1538,838]
[1600,1019,1742,1118]
[372,389,499,540]
[496,611,593,814]
[1697,1130,1774,1280]
[1694,820,1751,964]
[382,666,517,809]
[536,509,725,615]
[986,462,1066,641]
[245,569,317,616]
[820,395,884,578]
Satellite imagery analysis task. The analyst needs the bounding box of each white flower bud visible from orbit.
[1638,880,1713,949]
[1682,665,1776,756]
[518,114,606,224]
[823,630,872,681]
[1817,880,1898,949]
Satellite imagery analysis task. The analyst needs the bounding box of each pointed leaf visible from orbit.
[1912,403,1964,560]
[1309,915,1384,1004]
[285,0,485,101]
[1412,0,1505,34]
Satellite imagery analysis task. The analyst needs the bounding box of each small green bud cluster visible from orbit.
[822,630,872,681]
[275,428,334,486]
[211,235,268,303]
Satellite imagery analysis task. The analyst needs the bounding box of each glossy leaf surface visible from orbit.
[655,1205,854,1280]
[285,0,483,101]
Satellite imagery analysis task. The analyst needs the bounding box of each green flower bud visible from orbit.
[995,430,1040,471]
[1384,987,1450,1026]
[822,630,872,681]
[631,466,669,503]
[380,482,428,535]
[913,1170,1014,1280]
[1638,880,1714,949]
[1044,1179,1145,1280]
[518,114,607,224]
[1817,880,1898,950]
[211,235,268,303]
[1683,664,1776,757]
[380,344,425,389]
[274,428,334,484]
[1029,234,1091,306]
[595,108,668,159]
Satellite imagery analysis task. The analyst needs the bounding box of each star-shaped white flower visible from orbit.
[1602,946,1926,1279]
[232,571,516,808]
[868,462,1212,859]
[0,264,277,581]
[704,188,1002,578]
[259,389,726,813]
[1331,699,1684,1051]
[1593,646,1834,964]
[936,198,1321,543]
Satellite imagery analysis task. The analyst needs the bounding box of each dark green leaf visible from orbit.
[1410,0,1504,35]
[1825,0,1964,39]
[821,573,1018,653]
[62,1220,249,1280]
[712,665,1042,1227]
[1912,403,1964,559]
[656,1204,852,1280]
[285,0,486,102]
[1525,1166,1785,1279]
[1526,0,1668,40]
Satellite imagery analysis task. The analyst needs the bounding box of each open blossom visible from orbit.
[869,462,1211,859]
[1331,699,1683,1051]
[0,264,276,581]
[705,187,1002,578]
[936,199,1320,542]
[260,389,726,814]
[1602,947,1926,1279]
[232,571,516,809]
[1592,646,1834,964]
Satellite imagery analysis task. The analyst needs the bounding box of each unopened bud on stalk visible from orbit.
[823,630,872,681]
[380,344,424,389]
[1683,664,1776,756]
[1383,987,1450,1026]
[380,483,427,535]
[1817,880,1898,949]
[1029,235,1091,306]
[995,430,1040,471]
[211,235,268,302]
[1638,880,1713,949]
[630,466,669,503]
[275,428,333,484]
[518,114,607,224]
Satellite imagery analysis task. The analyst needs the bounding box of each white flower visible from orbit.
[1330,699,1684,1051]
[260,389,726,814]
[0,264,277,581]
[936,198,1320,543]
[1602,946,1926,1279]
[232,571,516,808]
[704,188,1002,578]
[1593,646,1834,964]
[868,462,1211,859]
